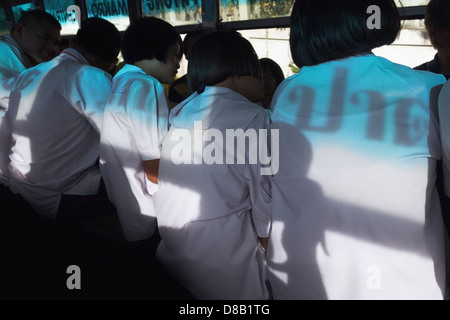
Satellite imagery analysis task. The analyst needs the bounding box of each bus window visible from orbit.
[43,0,78,35]
[220,0,294,22]
[85,0,130,31]
[373,18,435,69]
[0,8,9,35]
[11,2,36,23]
[141,0,202,26]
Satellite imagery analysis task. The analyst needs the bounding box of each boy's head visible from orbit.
[12,9,62,66]
[424,0,450,50]
[289,0,400,67]
[121,17,182,83]
[72,17,121,72]
[187,30,262,96]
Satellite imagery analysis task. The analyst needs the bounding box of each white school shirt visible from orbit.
[268,54,446,300]
[4,48,112,218]
[0,34,31,84]
[154,86,272,300]
[100,64,169,242]
[0,35,31,184]
[0,34,30,114]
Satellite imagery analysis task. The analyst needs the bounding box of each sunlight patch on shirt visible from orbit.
[308,145,428,224]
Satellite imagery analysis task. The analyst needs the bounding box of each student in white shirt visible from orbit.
[3,17,121,221]
[154,30,272,300]
[0,9,61,84]
[0,9,61,186]
[268,0,446,299]
[100,17,182,243]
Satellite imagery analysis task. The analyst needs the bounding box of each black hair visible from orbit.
[74,17,121,62]
[290,0,400,67]
[183,29,206,57]
[188,30,262,94]
[121,16,182,65]
[259,57,285,86]
[16,9,61,31]
[424,0,450,48]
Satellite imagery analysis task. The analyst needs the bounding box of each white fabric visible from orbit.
[3,48,112,218]
[0,35,31,185]
[268,54,446,300]
[100,64,169,242]
[154,86,272,300]
[0,34,31,84]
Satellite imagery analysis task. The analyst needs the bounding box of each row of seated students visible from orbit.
[1,0,450,300]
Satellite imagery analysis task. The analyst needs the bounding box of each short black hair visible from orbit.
[121,16,182,65]
[424,0,450,49]
[74,17,121,62]
[188,30,262,94]
[259,57,285,86]
[16,9,61,31]
[183,29,206,57]
[290,0,400,67]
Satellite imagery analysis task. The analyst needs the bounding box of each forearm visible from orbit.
[143,159,160,184]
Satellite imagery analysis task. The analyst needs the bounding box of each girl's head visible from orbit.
[188,30,263,102]
[290,0,400,68]
[121,17,182,84]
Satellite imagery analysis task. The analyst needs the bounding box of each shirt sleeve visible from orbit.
[0,42,26,84]
[126,78,169,161]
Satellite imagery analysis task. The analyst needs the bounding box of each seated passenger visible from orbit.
[100,16,182,243]
[0,9,61,83]
[267,0,447,299]
[3,17,121,221]
[154,30,272,300]
[0,9,61,186]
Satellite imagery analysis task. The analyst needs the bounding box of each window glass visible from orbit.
[238,19,434,80]
[218,0,427,23]
[220,0,294,22]
[373,19,435,69]
[141,0,202,26]
[394,0,429,6]
[43,0,78,35]
[11,2,36,23]
[85,0,130,31]
[0,8,9,35]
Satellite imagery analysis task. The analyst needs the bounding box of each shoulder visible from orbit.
[114,69,163,94]
[69,64,113,86]
[0,39,14,53]
[378,56,446,91]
